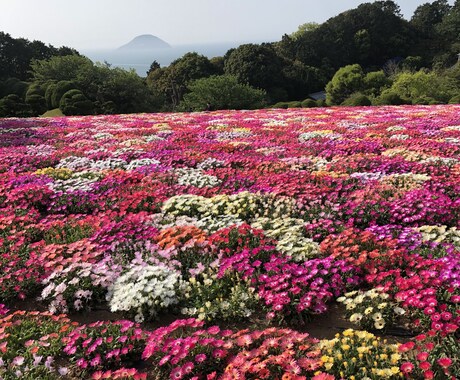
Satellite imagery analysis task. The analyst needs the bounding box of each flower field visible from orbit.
[1,105,460,379]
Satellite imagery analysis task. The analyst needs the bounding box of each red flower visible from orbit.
[401,362,414,373]
[419,361,431,371]
[416,352,429,362]
[437,357,452,368]
[399,342,415,353]
[424,370,434,379]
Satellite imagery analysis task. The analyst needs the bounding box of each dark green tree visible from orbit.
[223,43,284,96]
[25,83,47,115]
[147,52,217,109]
[59,89,94,116]
[0,94,32,117]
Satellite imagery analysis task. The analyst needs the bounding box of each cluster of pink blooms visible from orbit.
[1,105,460,377]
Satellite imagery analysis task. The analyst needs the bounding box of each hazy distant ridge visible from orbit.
[118,34,171,50]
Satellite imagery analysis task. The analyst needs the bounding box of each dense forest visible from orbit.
[1,0,460,117]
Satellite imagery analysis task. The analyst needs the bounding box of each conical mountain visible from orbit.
[118,34,171,51]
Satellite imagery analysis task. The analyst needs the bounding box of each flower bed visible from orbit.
[1,105,460,378]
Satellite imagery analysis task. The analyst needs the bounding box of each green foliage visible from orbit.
[50,80,77,109]
[341,92,372,106]
[449,94,460,104]
[401,56,424,71]
[374,89,408,105]
[326,64,365,105]
[290,22,320,41]
[44,83,57,109]
[388,70,457,104]
[223,43,284,96]
[30,55,93,83]
[285,1,416,71]
[25,84,47,115]
[0,32,79,81]
[179,75,266,111]
[0,94,32,117]
[301,99,317,108]
[147,52,217,109]
[271,102,289,109]
[0,77,29,98]
[287,101,302,108]
[59,89,94,116]
[363,71,391,97]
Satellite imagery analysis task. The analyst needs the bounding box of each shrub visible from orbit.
[448,94,460,104]
[301,98,317,107]
[180,74,266,111]
[287,100,302,108]
[341,92,372,106]
[375,90,409,105]
[271,101,289,108]
[59,89,94,115]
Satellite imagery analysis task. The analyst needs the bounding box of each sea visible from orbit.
[82,41,253,77]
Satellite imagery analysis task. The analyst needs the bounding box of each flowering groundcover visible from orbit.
[0,105,460,379]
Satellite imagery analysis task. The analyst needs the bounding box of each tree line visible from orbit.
[1,0,460,117]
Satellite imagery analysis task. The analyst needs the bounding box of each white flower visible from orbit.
[393,306,406,315]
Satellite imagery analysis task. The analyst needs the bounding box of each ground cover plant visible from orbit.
[0,105,460,379]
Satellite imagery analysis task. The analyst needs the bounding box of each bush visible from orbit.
[341,92,371,106]
[25,83,47,115]
[287,100,302,108]
[388,70,456,104]
[375,90,409,105]
[180,75,267,111]
[0,94,32,117]
[271,101,289,109]
[0,78,29,98]
[301,98,317,107]
[50,80,77,109]
[59,89,94,115]
[448,94,460,104]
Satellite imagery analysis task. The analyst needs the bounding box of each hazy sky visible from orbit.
[0,0,453,49]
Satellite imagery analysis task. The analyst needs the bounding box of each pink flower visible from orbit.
[419,361,431,371]
[195,353,207,363]
[12,356,25,366]
[437,357,452,368]
[423,370,434,379]
[401,362,414,373]
[181,361,194,374]
[416,352,429,362]
[170,366,183,380]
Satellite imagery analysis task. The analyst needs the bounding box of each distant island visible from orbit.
[117,34,171,51]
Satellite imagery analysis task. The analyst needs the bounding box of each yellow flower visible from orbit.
[324,362,333,371]
[341,344,351,351]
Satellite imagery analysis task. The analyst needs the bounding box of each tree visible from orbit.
[291,1,416,71]
[363,71,391,97]
[147,52,217,109]
[179,75,267,111]
[50,80,78,109]
[100,68,158,114]
[290,22,320,41]
[223,43,284,96]
[30,55,93,83]
[25,83,47,115]
[387,70,457,104]
[0,94,32,117]
[326,64,365,105]
[59,89,94,116]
